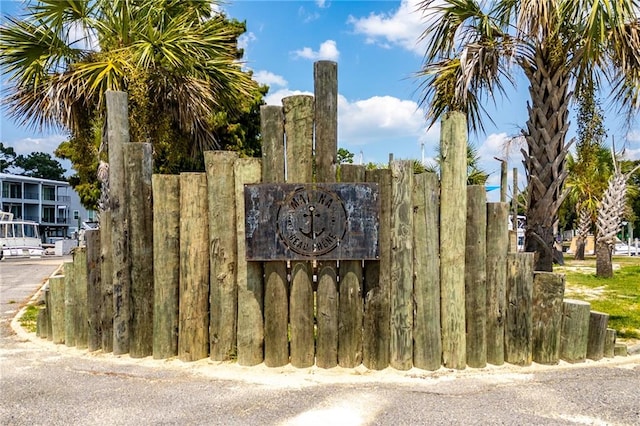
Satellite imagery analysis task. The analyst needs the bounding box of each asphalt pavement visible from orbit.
[1,257,639,426]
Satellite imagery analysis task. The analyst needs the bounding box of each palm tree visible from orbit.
[418,0,640,271]
[1,0,258,206]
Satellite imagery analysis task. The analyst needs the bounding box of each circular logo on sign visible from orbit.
[277,187,347,256]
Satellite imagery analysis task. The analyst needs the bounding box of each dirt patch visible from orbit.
[564,284,607,300]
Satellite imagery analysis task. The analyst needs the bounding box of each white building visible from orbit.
[0,173,96,243]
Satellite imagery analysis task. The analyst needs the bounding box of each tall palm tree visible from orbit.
[418,0,640,271]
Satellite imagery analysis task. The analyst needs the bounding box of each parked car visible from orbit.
[613,242,639,256]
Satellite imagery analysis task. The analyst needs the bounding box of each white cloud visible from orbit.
[627,129,640,143]
[10,135,68,157]
[316,0,329,8]
[293,40,340,61]
[264,88,314,106]
[253,70,287,88]
[348,0,429,55]
[238,32,256,51]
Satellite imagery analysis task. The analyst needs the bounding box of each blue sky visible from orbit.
[2,0,640,200]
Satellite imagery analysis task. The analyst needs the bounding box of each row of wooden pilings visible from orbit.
[34,60,627,370]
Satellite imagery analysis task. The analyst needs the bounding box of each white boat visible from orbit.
[0,212,44,260]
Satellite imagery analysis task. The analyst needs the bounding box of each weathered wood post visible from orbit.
[500,160,508,203]
[64,261,76,347]
[152,175,180,359]
[49,276,66,344]
[604,328,616,358]
[439,112,468,369]
[205,151,239,361]
[125,142,154,358]
[315,60,340,369]
[73,247,88,350]
[486,202,508,365]
[533,272,565,364]
[260,105,289,368]
[560,299,590,363]
[85,229,102,352]
[532,272,565,364]
[510,168,519,252]
[363,168,392,370]
[178,173,210,362]
[235,158,264,366]
[389,159,413,370]
[465,185,487,368]
[106,90,131,355]
[586,311,609,361]
[505,252,534,366]
[283,95,315,368]
[338,165,365,368]
[412,172,441,371]
[100,210,113,353]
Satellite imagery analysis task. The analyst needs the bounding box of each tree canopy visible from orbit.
[1,0,265,209]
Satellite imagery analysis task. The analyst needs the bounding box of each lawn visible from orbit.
[556,256,640,339]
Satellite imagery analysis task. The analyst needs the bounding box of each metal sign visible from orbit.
[245,183,379,261]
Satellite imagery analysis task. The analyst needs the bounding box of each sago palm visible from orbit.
[418,0,640,271]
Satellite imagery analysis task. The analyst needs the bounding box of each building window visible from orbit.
[42,206,55,223]
[42,186,56,201]
[73,210,79,220]
[2,182,22,198]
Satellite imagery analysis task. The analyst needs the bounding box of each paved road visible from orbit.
[1,259,639,426]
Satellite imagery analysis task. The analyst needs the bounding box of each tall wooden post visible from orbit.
[560,299,590,363]
[486,202,508,365]
[125,142,154,358]
[106,90,131,355]
[235,158,264,366]
[363,168,392,370]
[100,210,113,353]
[205,151,239,361]
[505,252,534,366]
[510,167,519,252]
[86,229,102,352]
[338,165,365,368]
[390,160,413,370]
[439,112,468,369]
[465,185,487,368]
[260,105,289,367]
[178,173,210,362]
[315,60,340,369]
[152,175,180,359]
[73,247,88,349]
[283,94,315,368]
[64,261,76,347]
[412,172,441,371]
[49,276,66,344]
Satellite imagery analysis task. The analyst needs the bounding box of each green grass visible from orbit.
[18,304,42,333]
[557,256,640,339]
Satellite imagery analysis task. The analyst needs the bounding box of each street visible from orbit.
[1,258,639,426]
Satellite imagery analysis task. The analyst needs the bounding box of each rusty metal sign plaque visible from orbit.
[245,183,379,260]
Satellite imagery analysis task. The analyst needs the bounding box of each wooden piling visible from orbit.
[152,175,180,359]
[389,160,413,370]
[260,105,289,368]
[45,286,53,340]
[85,229,102,352]
[439,112,468,370]
[559,299,590,363]
[64,261,76,347]
[178,173,210,362]
[100,210,113,353]
[125,142,154,358]
[486,202,508,365]
[604,328,616,358]
[465,185,487,368]
[235,158,264,366]
[586,311,609,361]
[283,95,315,368]
[314,62,340,369]
[205,151,240,361]
[532,272,565,364]
[412,172,441,371]
[73,247,88,349]
[49,276,65,344]
[505,252,534,366]
[106,90,131,355]
[363,168,392,370]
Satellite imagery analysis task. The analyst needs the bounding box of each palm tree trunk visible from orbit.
[595,241,613,278]
[522,50,571,272]
[574,207,591,261]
